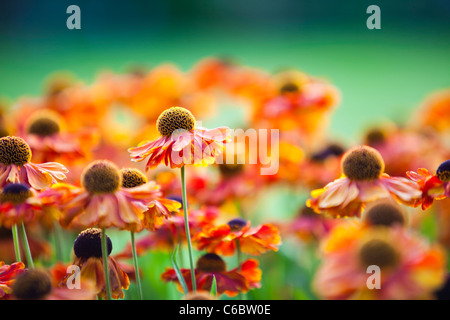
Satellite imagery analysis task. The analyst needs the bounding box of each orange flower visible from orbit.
[161,253,261,297]
[19,110,99,165]
[193,218,281,256]
[114,206,219,257]
[120,168,181,231]
[0,261,26,300]
[313,222,447,300]
[60,228,129,299]
[282,206,340,243]
[39,160,167,232]
[0,183,44,228]
[406,160,450,210]
[11,268,97,300]
[307,145,422,218]
[129,107,230,169]
[0,136,68,190]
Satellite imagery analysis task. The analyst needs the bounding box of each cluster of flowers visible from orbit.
[0,56,449,300]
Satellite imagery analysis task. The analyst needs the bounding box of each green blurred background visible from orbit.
[1,0,449,300]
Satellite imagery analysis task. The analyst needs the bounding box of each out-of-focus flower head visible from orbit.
[307,145,422,218]
[298,142,345,189]
[114,206,219,257]
[161,253,262,297]
[0,183,44,228]
[313,221,447,300]
[120,167,181,231]
[407,160,450,210]
[251,69,340,147]
[39,160,168,232]
[60,228,129,299]
[363,124,446,178]
[411,89,450,136]
[11,267,97,300]
[281,206,340,243]
[192,217,281,256]
[0,261,26,300]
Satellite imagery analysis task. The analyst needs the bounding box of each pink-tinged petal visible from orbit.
[381,176,422,202]
[32,162,69,180]
[317,178,353,208]
[171,131,194,152]
[356,180,390,202]
[24,163,53,190]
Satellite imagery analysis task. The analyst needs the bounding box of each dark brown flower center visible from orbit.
[120,168,148,188]
[363,201,405,227]
[27,117,60,137]
[341,145,385,181]
[74,228,112,258]
[12,269,52,300]
[0,136,32,166]
[196,253,226,273]
[156,107,196,136]
[0,183,33,205]
[81,160,121,194]
[436,160,450,182]
[227,218,247,232]
[359,239,399,269]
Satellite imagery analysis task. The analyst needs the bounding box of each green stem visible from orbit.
[101,228,112,300]
[11,224,21,262]
[53,221,63,262]
[130,231,143,300]
[236,241,244,300]
[19,223,33,268]
[181,166,197,292]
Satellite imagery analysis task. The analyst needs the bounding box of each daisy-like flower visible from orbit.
[281,206,339,243]
[21,110,98,164]
[161,253,262,297]
[362,199,407,228]
[0,183,42,228]
[192,218,281,256]
[0,261,25,300]
[406,160,450,210]
[11,268,97,300]
[128,106,230,169]
[40,160,167,232]
[120,168,181,231]
[60,228,129,299]
[0,136,68,190]
[307,145,422,218]
[313,222,447,300]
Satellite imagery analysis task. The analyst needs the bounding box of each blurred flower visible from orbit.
[192,218,281,256]
[129,107,230,170]
[40,160,165,232]
[114,206,219,257]
[12,268,97,300]
[120,168,181,231]
[412,89,450,134]
[364,125,445,178]
[307,145,422,218]
[60,228,129,299]
[0,183,43,228]
[314,222,447,300]
[281,206,339,243]
[407,160,450,210]
[19,110,99,165]
[0,136,68,189]
[161,253,261,297]
[0,261,26,300]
